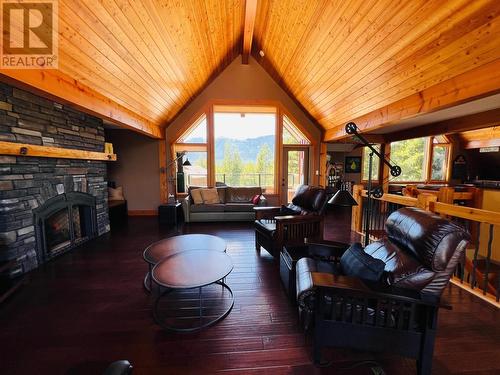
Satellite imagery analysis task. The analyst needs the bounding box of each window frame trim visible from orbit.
[361,135,451,185]
[170,101,317,198]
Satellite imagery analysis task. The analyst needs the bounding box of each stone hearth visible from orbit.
[0,83,110,275]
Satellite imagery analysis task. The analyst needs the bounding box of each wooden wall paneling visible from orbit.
[207,105,215,188]
[2,0,246,133]
[324,59,500,141]
[0,71,162,138]
[319,143,327,187]
[64,1,184,118]
[299,0,415,102]
[256,0,345,91]
[242,0,258,64]
[313,0,490,120]
[58,53,160,122]
[58,5,169,119]
[276,107,284,199]
[321,14,500,126]
[459,126,500,149]
[254,0,500,141]
[287,0,396,97]
[159,140,167,204]
[385,109,500,143]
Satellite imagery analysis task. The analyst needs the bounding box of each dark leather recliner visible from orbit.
[254,185,327,259]
[296,207,470,374]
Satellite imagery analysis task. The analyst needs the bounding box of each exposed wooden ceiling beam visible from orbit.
[0,70,163,139]
[324,59,500,142]
[464,138,500,149]
[385,108,500,143]
[351,134,386,144]
[242,0,258,64]
[458,126,500,149]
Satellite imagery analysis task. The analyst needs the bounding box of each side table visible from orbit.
[158,202,182,226]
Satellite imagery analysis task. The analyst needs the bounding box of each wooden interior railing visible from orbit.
[351,184,500,308]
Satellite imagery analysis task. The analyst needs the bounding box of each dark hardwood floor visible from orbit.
[0,208,499,374]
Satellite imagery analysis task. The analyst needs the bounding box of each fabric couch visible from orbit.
[182,186,265,222]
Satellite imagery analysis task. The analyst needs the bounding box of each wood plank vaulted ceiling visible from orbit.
[1,0,499,140]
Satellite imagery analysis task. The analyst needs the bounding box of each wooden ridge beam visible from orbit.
[385,108,500,142]
[242,0,258,64]
[0,140,117,161]
[0,70,163,139]
[324,59,500,141]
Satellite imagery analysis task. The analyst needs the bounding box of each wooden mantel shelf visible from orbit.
[0,141,117,161]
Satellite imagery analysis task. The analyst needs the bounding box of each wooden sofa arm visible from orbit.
[311,272,448,309]
[254,206,281,220]
[274,214,322,223]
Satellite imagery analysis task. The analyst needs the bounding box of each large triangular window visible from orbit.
[176,114,207,144]
[283,115,310,145]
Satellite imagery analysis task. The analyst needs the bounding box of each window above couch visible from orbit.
[172,102,316,197]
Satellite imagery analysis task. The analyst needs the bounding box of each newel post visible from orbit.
[417,193,437,212]
[438,187,455,204]
[351,184,364,232]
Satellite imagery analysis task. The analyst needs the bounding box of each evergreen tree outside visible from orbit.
[391,138,427,181]
[256,143,273,187]
[218,142,243,186]
[431,146,446,180]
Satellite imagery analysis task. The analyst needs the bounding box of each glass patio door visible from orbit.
[282,147,309,204]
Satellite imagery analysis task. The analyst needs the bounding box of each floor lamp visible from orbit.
[165,152,191,202]
[344,122,401,246]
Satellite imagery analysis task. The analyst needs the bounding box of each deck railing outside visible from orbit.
[352,184,500,307]
[185,173,275,192]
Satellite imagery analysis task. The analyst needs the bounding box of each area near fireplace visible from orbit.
[0,82,110,277]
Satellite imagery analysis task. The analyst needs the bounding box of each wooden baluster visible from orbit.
[362,298,368,325]
[417,193,437,211]
[482,224,494,295]
[438,187,455,204]
[496,274,500,302]
[471,222,481,289]
[351,185,363,233]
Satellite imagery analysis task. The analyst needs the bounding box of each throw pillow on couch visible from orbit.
[191,188,204,204]
[200,188,220,204]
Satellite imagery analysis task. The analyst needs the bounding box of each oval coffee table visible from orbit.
[152,249,234,332]
[143,234,227,291]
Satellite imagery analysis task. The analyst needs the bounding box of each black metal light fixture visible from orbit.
[328,182,358,207]
[345,122,401,246]
[162,151,191,202]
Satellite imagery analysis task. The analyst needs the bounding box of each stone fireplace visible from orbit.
[34,192,97,263]
[0,83,110,276]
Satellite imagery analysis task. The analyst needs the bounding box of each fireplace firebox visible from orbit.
[34,192,97,262]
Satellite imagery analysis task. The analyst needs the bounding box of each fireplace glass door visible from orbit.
[45,208,71,255]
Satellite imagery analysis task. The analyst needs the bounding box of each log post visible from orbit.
[438,187,455,204]
[352,184,364,232]
[417,193,437,211]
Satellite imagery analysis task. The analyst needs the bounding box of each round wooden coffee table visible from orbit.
[143,234,227,291]
[152,250,234,332]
